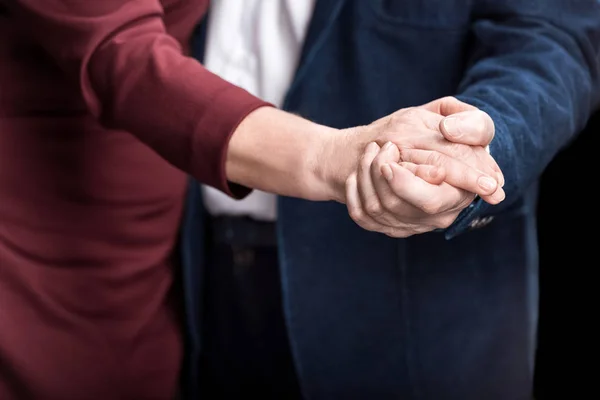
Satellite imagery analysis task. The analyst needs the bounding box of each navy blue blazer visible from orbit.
[180,1,600,399]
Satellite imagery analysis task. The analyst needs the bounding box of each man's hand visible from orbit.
[318,97,504,202]
[360,99,505,204]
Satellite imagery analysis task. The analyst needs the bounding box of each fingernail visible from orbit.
[381,164,394,181]
[442,117,461,138]
[497,172,505,187]
[366,142,379,152]
[500,190,506,201]
[383,141,395,151]
[478,176,497,191]
[496,188,506,202]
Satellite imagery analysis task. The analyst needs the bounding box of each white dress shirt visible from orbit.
[201,0,316,221]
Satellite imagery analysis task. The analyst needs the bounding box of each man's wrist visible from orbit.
[310,126,372,203]
[294,121,342,202]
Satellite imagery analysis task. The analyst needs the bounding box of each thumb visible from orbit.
[439,110,495,147]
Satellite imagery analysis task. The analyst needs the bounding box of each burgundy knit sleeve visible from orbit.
[10,0,271,197]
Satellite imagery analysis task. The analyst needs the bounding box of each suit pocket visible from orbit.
[372,0,472,29]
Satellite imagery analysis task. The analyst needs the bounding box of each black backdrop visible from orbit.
[534,111,598,398]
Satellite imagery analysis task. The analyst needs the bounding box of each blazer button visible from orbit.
[469,216,494,229]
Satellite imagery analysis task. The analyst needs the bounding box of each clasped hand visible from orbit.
[322,97,506,238]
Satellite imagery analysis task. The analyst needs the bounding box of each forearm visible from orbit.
[227,107,343,202]
[10,0,268,196]
[444,0,600,238]
[462,1,600,200]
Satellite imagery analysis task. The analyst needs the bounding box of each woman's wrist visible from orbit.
[225,106,342,201]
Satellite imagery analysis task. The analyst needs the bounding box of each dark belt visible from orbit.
[205,215,278,248]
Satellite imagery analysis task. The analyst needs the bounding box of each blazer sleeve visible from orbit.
[9,0,272,197]
[445,0,600,239]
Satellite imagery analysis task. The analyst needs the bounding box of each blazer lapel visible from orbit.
[284,0,348,104]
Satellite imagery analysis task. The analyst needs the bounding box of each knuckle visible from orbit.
[360,222,378,233]
[448,142,471,160]
[348,205,364,223]
[406,222,427,235]
[411,108,431,122]
[420,198,444,215]
[381,197,401,213]
[399,107,417,120]
[433,214,458,229]
[345,174,355,188]
[425,151,445,167]
[365,200,384,217]
[388,113,403,126]
[386,228,412,238]
[355,218,385,234]
[396,147,408,161]
[397,146,415,163]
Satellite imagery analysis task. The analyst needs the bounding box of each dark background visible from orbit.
[534,111,597,398]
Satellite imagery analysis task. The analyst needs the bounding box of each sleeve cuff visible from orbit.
[190,85,273,199]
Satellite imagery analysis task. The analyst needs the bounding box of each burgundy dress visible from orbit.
[0,1,268,398]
